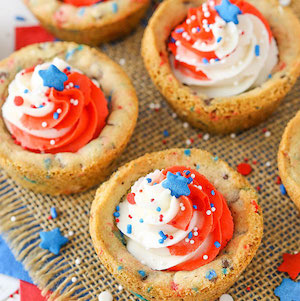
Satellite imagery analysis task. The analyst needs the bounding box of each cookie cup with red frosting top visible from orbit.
[90,148,263,300]
[142,0,300,134]
[23,0,150,46]
[0,42,138,195]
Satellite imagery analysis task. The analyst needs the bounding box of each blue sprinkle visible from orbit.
[202,58,209,64]
[268,74,272,79]
[205,269,217,280]
[159,239,164,244]
[163,130,169,137]
[196,27,200,32]
[211,190,215,196]
[159,231,165,238]
[78,7,85,16]
[127,224,132,234]
[65,45,83,60]
[38,104,44,108]
[170,37,176,43]
[74,85,80,88]
[280,184,286,195]
[117,266,123,271]
[138,270,146,278]
[193,205,197,209]
[116,205,120,211]
[50,207,57,219]
[146,178,152,183]
[188,232,193,239]
[66,66,71,71]
[255,45,260,56]
[213,156,219,161]
[214,241,221,248]
[184,170,191,175]
[175,28,184,33]
[15,16,26,21]
[215,58,220,62]
[139,218,144,223]
[187,177,193,184]
[156,207,161,212]
[196,164,200,170]
[184,149,191,156]
[210,203,215,208]
[217,37,222,43]
[53,112,59,120]
[112,2,118,13]
[113,212,120,217]
[24,89,29,94]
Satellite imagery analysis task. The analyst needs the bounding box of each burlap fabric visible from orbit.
[0,1,299,300]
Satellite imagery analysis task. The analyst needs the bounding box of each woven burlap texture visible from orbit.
[0,1,299,300]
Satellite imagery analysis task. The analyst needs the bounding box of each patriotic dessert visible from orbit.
[90,149,263,300]
[23,0,150,45]
[278,110,300,211]
[0,42,138,195]
[142,0,300,133]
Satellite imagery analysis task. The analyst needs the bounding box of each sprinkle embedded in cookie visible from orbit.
[115,166,234,271]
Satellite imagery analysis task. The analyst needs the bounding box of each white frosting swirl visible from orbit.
[171,13,278,97]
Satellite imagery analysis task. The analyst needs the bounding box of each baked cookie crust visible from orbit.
[0,42,138,195]
[23,0,150,45]
[90,148,263,300]
[142,0,300,134]
[278,110,300,211]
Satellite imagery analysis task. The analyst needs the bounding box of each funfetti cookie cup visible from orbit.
[90,148,263,301]
[23,0,150,46]
[0,42,138,195]
[278,110,300,211]
[142,0,300,134]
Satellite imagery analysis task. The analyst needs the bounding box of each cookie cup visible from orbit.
[278,110,300,211]
[90,148,263,300]
[142,0,300,134]
[0,42,138,195]
[23,0,150,46]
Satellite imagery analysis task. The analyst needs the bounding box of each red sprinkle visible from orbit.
[128,215,132,219]
[151,198,155,202]
[139,189,143,193]
[256,186,261,191]
[251,200,259,213]
[47,216,52,220]
[162,139,167,144]
[127,193,136,205]
[246,286,251,292]
[237,163,252,176]
[169,235,174,240]
[252,160,257,165]
[14,96,24,106]
[244,158,248,162]
[276,176,281,185]
[115,218,119,223]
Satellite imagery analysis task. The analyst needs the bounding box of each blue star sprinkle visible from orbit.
[38,65,68,91]
[274,278,300,301]
[39,228,69,255]
[162,172,191,198]
[215,0,242,25]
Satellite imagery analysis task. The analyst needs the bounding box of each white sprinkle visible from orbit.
[186,19,191,24]
[185,238,190,243]
[119,58,126,66]
[194,231,198,236]
[181,206,186,211]
[194,227,198,231]
[154,103,161,110]
[68,231,74,236]
[203,254,208,260]
[202,19,208,24]
[65,85,70,89]
[191,28,197,34]
[180,202,183,207]
[98,290,113,301]
[198,185,203,190]
[190,239,195,244]
[265,131,271,137]
[50,140,55,145]
[206,210,212,215]
[182,32,188,38]
[230,133,236,139]
[73,99,79,106]
[118,285,123,291]
[191,15,196,20]
[186,139,191,146]
[75,258,81,265]
[220,294,234,301]
[11,216,16,222]
[191,174,195,178]
[69,82,74,88]
[71,277,77,283]
[210,59,215,64]
[57,108,62,114]
[42,122,47,128]
[205,27,211,32]
[172,112,177,118]
[149,103,155,109]
[175,41,181,46]
[203,133,210,141]
[265,161,271,167]
[211,207,216,212]
[204,12,210,18]
[279,0,291,6]
[175,55,180,60]
[183,122,189,129]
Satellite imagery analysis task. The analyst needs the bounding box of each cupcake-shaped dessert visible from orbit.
[23,0,150,45]
[142,0,300,133]
[278,110,300,211]
[90,149,263,300]
[0,42,138,195]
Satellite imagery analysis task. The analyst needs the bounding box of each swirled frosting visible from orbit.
[116,166,234,271]
[168,0,278,97]
[63,0,104,7]
[2,58,108,153]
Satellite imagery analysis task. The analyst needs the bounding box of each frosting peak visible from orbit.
[2,58,108,153]
[116,166,234,271]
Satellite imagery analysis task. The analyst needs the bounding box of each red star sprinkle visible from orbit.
[277,253,300,280]
[237,163,252,176]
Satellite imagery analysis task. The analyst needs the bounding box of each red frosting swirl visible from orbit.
[63,0,105,7]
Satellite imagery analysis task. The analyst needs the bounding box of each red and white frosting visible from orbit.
[2,58,108,153]
[116,166,234,271]
[168,0,278,97]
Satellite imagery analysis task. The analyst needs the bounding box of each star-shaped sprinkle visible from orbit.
[215,0,242,24]
[38,65,68,91]
[39,228,69,255]
[162,171,191,198]
[278,253,300,280]
[274,278,300,301]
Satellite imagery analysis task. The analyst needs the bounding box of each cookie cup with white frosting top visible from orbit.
[90,148,263,301]
[142,0,300,134]
[0,42,138,195]
[23,0,150,46]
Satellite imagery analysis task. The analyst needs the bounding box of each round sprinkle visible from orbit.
[10,216,16,222]
[50,140,55,145]
[57,108,62,114]
[206,210,212,216]
[190,239,195,244]
[203,133,210,141]
[230,133,236,139]
[237,163,252,176]
[75,258,81,265]
[118,285,123,291]
[194,231,198,236]
[265,131,271,137]
[42,122,47,128]
[68,231,74,236]
[265,161,271,167]
[119,58,126,66]
[185,238,190,243]
[156,207,161,212]
[98,290,113,301]
[183,122,189,128]
[219,294,234,301]
[53,112,59,120]
[71,277,77,283]
[203,255,208,260]
[14,96,24,106]
[139,218,144,223]
[211,207,216,212]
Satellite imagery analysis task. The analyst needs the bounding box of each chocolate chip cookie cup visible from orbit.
[0,42,138,195]
[90,148,263,300]
[142,0,300,134]
[23,0,150,46]
[278,110,300,211]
